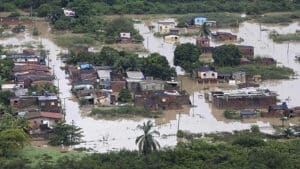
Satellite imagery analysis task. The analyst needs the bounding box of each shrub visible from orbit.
[224,110,240,120]
[233,136,266,147]
[251,125,260,133]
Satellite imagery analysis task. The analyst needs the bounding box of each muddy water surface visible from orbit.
[1,20,299,152]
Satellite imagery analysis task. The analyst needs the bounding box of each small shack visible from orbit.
[119,32,131,43]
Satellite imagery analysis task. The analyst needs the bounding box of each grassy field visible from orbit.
[18,146,86,167]
[270,33,300,43]
[54,34,97,48]
[217,65,295,80]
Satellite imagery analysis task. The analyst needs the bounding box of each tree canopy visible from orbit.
[213,44,242,67]
[49,122,83,146]
[142,53,176,80]
[118,88,132,103]
[174,43,202,73]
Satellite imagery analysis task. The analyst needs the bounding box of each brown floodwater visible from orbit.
[0,19,299,152]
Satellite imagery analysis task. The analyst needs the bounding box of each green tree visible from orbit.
[0,58,14,79]
[251,125,260,133]
[0,128,29,157]
[0,113,29,132]
[118,88,132,103]
[213,44,242,67]
[49,122,83,146]
[98,46,120,66]
[28,83,58,95]
[142,53,176,80]
[174,43,202,73]
[104,17,143,43]
[113,53,142,73]
[284,128,293,138]
[36,4,51,17]
[135,120,160,155]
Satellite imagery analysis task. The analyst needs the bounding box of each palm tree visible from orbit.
[135,120,160,155]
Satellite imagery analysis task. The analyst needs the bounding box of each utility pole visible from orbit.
[57,78,60,98]
[177,111,181,132]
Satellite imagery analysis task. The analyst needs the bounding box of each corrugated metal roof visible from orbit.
[97,70,111,78]
[126,71,144,80]
[38,95,58,101]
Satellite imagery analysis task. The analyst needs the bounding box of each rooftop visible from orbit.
[240,110,257,116]
[97,70,111,78]
[27,111,63,119]
[126,71,144,80]
[38,95,58,101]
[213,89,276,98]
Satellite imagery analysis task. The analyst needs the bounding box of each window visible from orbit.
[203,73,206,76]
[51,102,55,106]
[212,73,215,77]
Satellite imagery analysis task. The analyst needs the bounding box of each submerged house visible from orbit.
[240,110,257,118]
[193,66,218,83]
[38,94,61,113]
[211,32,237,41]
[135,90,190,111]
[97,69,112,89]
[27,111,64,130]
[138,80,165,92]
[232,71,246,84]
[164,35,179,43]
[158,21,176,33]
[209,89,277,109]
[126,71,145,92]
[190,16,207,26]
[237,45,254,58]
[196,36,214,53]
[1,54,44,65]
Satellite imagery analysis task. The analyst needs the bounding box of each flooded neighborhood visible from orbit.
[1,1,300,168]
[1,17,299,152]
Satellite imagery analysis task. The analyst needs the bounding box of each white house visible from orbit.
[120,32,131,39]
[62,8,75,17]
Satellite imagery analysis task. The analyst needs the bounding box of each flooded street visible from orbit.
[0,19,299,152]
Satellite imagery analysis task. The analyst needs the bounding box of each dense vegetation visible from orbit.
[174,43,202,73]
[90,106,161,118]
[68,48,176,80]
[218,64,295,80]
[0,0,298,15]
[49,122,83,146]
[213,44,242,67]
[270,33,300,43]
[2,135,300,169]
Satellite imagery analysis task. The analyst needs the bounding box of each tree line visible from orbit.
[0,0,298,15]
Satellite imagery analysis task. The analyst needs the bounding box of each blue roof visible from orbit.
[240,110,256,116]
[80,64,92,70]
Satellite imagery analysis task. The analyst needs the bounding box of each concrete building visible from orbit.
[158,21,176,33]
